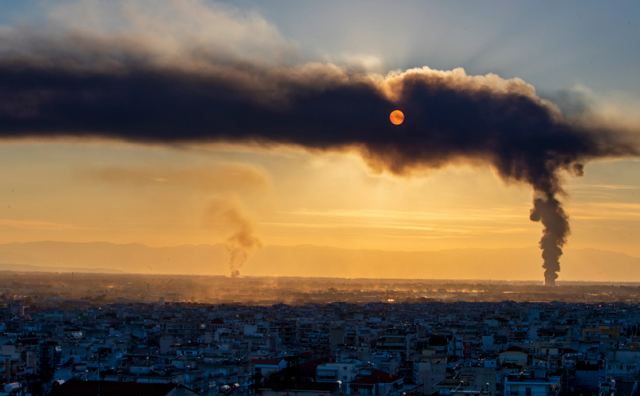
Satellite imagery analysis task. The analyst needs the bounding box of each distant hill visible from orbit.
[0,261,123,274]
[0,241,638,282]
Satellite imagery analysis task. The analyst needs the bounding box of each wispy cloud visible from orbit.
[570,183,639,191]
[0,218,87,231]
[287,208,528,222]
[570,202,640,220]
[78,163,271,192]
[264,207,533,237]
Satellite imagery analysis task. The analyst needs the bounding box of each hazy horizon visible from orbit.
[1,240,639,283]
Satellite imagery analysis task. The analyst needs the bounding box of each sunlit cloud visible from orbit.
[570,184,639,191]
[287,208,528,222]
[264,207,534,239]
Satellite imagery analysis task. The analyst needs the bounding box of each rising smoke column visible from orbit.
[530,191,569,286]
[0,17,638,283]
[206,199,261,278]
[226,228,261,278]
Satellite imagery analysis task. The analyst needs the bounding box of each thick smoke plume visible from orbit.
[0,10,637,284]
[206,199,261,278]
[530,192,570,286]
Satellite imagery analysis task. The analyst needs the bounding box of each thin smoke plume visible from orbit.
[0,2,638,284]
[206,199,261,278]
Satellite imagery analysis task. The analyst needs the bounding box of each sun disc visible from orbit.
[389,109,404,126]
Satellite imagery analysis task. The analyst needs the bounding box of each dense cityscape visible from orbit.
[1,0,640,395]
[2,274,640,395]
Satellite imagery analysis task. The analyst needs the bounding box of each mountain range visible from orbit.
[0,241,638,282]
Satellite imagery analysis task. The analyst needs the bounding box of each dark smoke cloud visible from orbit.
[0,29,637,284]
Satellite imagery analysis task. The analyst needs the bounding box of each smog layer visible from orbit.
[3,272,640,305]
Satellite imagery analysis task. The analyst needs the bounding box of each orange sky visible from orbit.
[0,1,639,281]
[0,141,638,263]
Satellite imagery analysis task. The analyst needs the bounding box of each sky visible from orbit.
[0,0,639,281]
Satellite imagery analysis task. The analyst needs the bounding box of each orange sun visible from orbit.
[389,109,404,126]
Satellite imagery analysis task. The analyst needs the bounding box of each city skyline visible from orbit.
[3,3,640,394]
